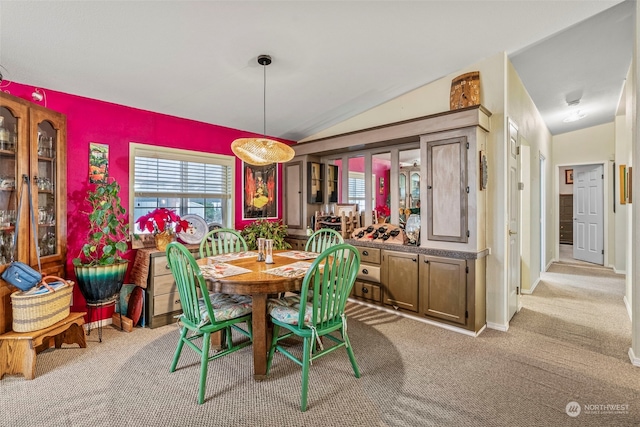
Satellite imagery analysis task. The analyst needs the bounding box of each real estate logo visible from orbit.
[566,401,581,418]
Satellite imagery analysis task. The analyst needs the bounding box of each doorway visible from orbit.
[558,163,604,266]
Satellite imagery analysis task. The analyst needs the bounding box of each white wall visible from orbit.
[506,60,553,297]
[552,123,616,268]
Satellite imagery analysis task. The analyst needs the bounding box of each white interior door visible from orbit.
[573,164,604,265]
[507,121,520,320]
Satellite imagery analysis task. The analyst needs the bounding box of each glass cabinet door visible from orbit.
[398,173,406,209]
[0,106,19,265]
[410,172,420,208]
[35,120,58,258]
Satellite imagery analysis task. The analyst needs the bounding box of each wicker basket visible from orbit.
[11,281,74,332]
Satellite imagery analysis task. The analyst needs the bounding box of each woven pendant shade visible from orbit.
[232,137,295,166]
[231,54,295,166]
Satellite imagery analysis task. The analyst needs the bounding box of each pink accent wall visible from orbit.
[334,157,390,207]
[4,81,294,318]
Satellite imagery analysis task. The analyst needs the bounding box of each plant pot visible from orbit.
[155,231,173,251]
[74,261,128,305]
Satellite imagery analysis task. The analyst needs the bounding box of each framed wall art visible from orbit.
[620,165,627,205]
[565,169,573,185]
[88,142,109,184]
[242,162,278,219]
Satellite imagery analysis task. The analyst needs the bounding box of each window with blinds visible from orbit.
[130,144,235,232]
[347,171,375,211]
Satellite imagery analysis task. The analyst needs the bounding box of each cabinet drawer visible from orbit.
[356,247,381,264]
[153,292,182,316]
[154,274,177,295]
[352,280,381,303]
[151,256,172,277]
[357,264,380,283]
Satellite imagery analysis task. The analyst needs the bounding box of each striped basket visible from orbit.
[11,280,74,333]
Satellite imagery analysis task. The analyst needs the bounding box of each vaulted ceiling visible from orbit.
[0,1,633,141]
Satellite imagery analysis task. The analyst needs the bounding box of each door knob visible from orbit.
[508,230,517,236]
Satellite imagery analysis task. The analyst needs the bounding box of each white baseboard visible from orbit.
[623,295,632,320]
[521,277,541,295]
[613,267,626,275]
[84,318,113,331]
[628,348,640,367]
[545,259,554,272]
[486,321,509,332]
[347,298,484,337]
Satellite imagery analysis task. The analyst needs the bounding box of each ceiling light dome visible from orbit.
[563,110,587,123]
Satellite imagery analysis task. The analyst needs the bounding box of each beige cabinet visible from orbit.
[284,161,303,229]
[140,247,198,328]
[0,93,67,334]
[284,236,307,251]
[351,247,382,304]
[419,255,466,325]
[382,249,419,312]
[426,137,468,243]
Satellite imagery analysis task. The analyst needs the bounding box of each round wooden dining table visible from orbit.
[197,250,311,380]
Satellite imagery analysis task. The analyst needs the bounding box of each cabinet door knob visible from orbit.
[362,287,368,294]
[363,250,369,256]
[165,264,170,270]
[175,299,181,305]
[424,259,429,264]
[362,268,368,275]
[412,258,417,262]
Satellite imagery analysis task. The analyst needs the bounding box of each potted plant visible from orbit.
[72,178,130,304]
[240,219,291,250]
[135,208,189,251]
[375,204,391,223]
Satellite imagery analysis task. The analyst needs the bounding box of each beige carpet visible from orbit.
[1,263,638,426]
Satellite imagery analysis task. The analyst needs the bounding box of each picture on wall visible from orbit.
[620,165,627,205]
[243,162,278,219]
[565,169,573,185]
[89,142,109,184]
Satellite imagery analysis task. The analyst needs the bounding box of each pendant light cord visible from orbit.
[263,62,267,137]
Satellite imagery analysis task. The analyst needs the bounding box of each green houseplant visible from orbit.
[241,219,291,250]
[72,178,130,304]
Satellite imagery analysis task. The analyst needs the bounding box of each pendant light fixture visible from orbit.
[231,54,295,166]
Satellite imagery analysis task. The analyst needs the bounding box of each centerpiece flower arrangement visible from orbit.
[136,208,189,250]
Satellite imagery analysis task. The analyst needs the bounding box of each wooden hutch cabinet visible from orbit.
[0,93,67,334]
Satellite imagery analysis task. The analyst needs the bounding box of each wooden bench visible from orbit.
[0,312,87,380]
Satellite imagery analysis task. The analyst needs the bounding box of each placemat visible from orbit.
[206,251,258,263]
[265,261,313,278]
[200,263,252,279]
[276,251,320,260]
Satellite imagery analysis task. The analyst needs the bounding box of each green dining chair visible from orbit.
[305,228,344,253]
[166,242,253,404]
[199,228,248,258]
[266,243,361,411]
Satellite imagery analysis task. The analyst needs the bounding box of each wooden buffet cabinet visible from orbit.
[0,93,67,335]
[284,105,490,334]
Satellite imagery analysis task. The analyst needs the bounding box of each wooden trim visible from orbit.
[293,105,491,156]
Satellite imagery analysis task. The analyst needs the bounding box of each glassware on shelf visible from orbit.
[0,116,9,151]
[405,214,421,246]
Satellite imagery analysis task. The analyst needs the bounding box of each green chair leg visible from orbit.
[198,332,211,405]
[300,336,312,412]
[266,324,280,374]
[343,330,361,378]
[170,327,188,372]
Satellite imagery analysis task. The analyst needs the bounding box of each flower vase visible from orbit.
[377,216,387,224]
[155,231,173,251]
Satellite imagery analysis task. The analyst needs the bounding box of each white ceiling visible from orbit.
[0,1,633,141]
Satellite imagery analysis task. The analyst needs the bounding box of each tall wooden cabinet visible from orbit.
[0,93,67,334]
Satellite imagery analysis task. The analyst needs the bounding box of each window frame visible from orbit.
[129,143,236,234]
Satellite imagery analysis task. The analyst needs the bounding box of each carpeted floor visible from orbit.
[1,262,638,426]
